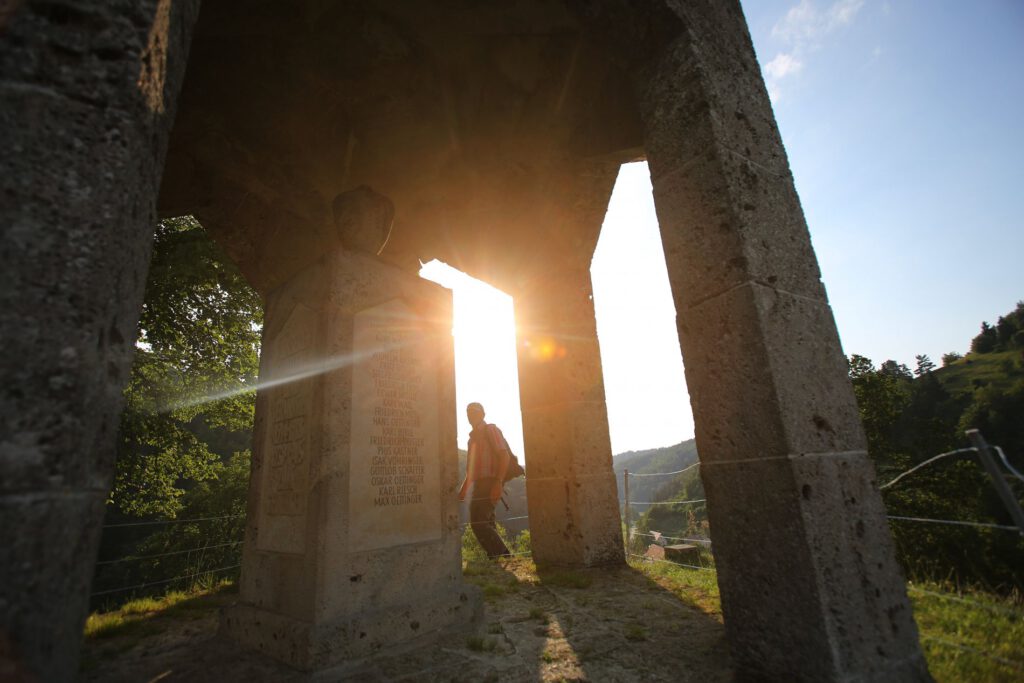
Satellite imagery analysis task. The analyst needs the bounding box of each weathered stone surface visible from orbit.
[516,267,624,568]
[677,282,865,464]
[227,247,479,668]
[703,453,929,681]
[649,150,826,308]
[632,1,930,679]
[0,1,199,679]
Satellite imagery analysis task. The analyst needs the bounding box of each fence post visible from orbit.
[966,429,1024,536]
[624,469,631,548]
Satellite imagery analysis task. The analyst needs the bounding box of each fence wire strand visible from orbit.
[91,564,242,598]
[886,515,1021,533]
[921,635,1024,672]
[622,462,699,478]
[628,498,705,507]
[103,514,245,529]
[906,584,1022,618]
[95,541,244,566]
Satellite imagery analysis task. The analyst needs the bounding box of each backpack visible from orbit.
[485,424,525,483]
[503,451,525,483]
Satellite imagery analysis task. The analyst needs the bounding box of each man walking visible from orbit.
[457,402,511,558]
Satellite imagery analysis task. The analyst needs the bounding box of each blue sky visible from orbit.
[428,1,1024,455]
[743,0,1024,368]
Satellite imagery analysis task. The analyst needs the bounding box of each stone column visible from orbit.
[514,266,624,568]
[634,2,930,680]
[221,193,480,671]
[0,2,199,680]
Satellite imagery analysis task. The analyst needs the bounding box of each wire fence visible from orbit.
[90,513,246,603]
[617,430,1023,672]
[90,431,1021,670]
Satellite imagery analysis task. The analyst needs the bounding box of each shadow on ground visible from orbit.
[81,558,733,682]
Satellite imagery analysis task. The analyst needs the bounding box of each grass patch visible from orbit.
[624,624,647,642]
[631,559,1024,681]
[934,349,1022,396]
[541,649,557,663]
[466,636,497,652]
[482,583,507,598]
[528,607,548,623]
[538,569,593,589]
[908,581,1024,682]
[83,580,233,641]
[629,557,721,614]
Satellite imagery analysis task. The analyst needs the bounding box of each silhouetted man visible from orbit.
[457,402,511,558]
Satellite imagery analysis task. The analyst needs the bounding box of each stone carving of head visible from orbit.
[331,186,395,256]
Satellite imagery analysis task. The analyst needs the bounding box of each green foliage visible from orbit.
[93,217,259,610]
[943,351,964,366]
[111,216,261,517]
[970,301,1024,354]
[847,301,1024,592]
[915,354,936,376]
[909,582,1024,682]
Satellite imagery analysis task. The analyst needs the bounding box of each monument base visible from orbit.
[220,584,482,672]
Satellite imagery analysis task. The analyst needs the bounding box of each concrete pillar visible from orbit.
[0,1,199,680]
[515,266,624,568]
[634,2,930,680]
[222,193,480,671]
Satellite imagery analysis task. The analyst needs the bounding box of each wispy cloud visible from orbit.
[764,0,865,101]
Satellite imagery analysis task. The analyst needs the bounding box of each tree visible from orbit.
[971,321,998,354]
[111,217,262,517]
[941,351,963,366]
[914,354,936,376]
[848,355,911,460]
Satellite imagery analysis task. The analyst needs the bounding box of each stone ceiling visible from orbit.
[159,0,648,294]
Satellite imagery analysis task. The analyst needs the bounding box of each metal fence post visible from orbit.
[966,429,1024,536]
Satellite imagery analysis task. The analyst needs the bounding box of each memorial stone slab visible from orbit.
[222,250,480,671]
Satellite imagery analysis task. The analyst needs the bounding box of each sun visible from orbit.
[419,260,524,454]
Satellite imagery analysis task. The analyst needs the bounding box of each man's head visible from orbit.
[466,402,485,428]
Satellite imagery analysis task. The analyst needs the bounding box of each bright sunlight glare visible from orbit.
[418,260,525,454]
[419,161,694,457]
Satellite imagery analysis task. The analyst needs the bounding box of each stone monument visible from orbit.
[220,189,481,670]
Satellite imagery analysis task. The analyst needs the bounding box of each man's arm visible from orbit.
[458,447,476,501]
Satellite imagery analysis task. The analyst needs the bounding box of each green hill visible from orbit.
[612,439,699,515]
[934,349,1023,397]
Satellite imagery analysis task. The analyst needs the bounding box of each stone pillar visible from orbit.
[0,1,199,680]
[221,201,480,671]
[515,266,624,568]
[634,2,930,680]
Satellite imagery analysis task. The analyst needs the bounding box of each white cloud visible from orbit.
[764,52,804,80]
[765,0,865,101]
[773,0,864,44]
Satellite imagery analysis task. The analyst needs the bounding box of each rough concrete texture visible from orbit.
[515,267,625,568]
[629,1,932,680]
[0,1,199,680]
[225,243,480,670]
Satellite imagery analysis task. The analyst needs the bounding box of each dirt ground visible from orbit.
[81,559,733,682]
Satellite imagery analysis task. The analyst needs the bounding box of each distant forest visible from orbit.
[626,301,1024,592]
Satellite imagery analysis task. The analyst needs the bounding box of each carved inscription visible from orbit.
[350,299,442,552]
[256,303,315,553]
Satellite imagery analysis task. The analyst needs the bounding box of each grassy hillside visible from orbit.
[934,349,1023,396]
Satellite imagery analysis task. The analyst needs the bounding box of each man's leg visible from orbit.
[469,483,510,558]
